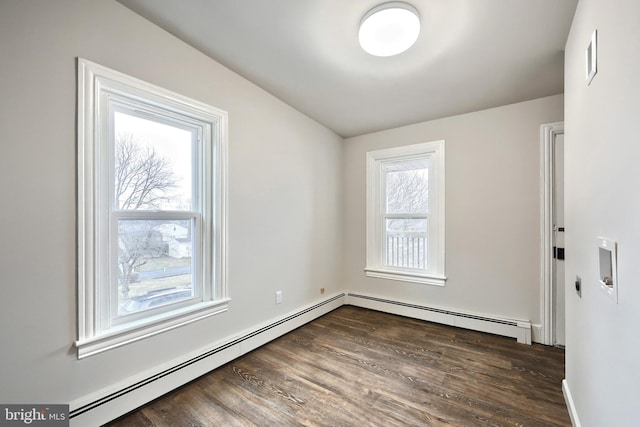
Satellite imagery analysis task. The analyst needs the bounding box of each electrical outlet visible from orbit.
[275,290,282,304]
[320,288,325,294]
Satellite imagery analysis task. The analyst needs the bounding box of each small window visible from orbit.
[77,58,229,358]
[365,141,446,285]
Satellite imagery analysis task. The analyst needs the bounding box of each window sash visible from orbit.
[100,96,210,332]
[383,213,428,219]
[107,99,203,212]
[105,211,204,330]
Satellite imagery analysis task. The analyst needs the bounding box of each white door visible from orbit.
[553,134,565,346]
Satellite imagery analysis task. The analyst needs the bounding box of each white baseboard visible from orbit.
[562,379,582,427]
[69,293,346,427]
[346,292,532,344]
[531,323,543,343]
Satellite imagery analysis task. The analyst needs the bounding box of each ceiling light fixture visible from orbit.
[359,2,420,57]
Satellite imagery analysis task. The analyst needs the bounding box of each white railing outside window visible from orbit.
[386,232,427,269]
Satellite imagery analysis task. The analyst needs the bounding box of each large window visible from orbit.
[77,59,228,358]
[365,141,445,285]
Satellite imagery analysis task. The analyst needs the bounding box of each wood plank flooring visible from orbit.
[107,306,570,426]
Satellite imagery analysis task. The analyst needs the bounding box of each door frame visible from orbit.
[540,122,564,346]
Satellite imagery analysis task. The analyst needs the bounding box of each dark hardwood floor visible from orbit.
[108,306,570,426]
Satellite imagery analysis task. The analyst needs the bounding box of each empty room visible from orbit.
[1,0,638,426]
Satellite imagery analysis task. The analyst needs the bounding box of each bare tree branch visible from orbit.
[115,133,177,210]
[386,168,428,213]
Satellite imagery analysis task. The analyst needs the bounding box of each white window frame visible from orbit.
[76,58,229,358]
[365,141,446,286]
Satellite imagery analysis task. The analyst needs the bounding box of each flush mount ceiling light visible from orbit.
[359,2,421,57]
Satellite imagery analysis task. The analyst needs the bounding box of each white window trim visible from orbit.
[76,58,229,358]
[365,141,446,286]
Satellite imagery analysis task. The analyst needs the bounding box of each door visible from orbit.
[553,134,565,346]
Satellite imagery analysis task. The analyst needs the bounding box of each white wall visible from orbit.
[343,95,564,328]
[0,0,342,407]
[564,0,640,425]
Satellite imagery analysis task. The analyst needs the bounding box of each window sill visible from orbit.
[365,268,447,286]
[76,299,230,359]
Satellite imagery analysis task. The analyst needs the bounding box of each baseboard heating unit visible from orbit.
[346,292,532,345]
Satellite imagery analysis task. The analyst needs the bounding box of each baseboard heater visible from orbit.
[69,293,346,426]
[346,293,532,345]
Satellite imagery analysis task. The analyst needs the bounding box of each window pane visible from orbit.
[114,112,193,211]
[118,219,194,315]
[385,218,427,269]
[385,162,428,214]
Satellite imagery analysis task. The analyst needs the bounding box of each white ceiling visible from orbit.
[117,0,577,138]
